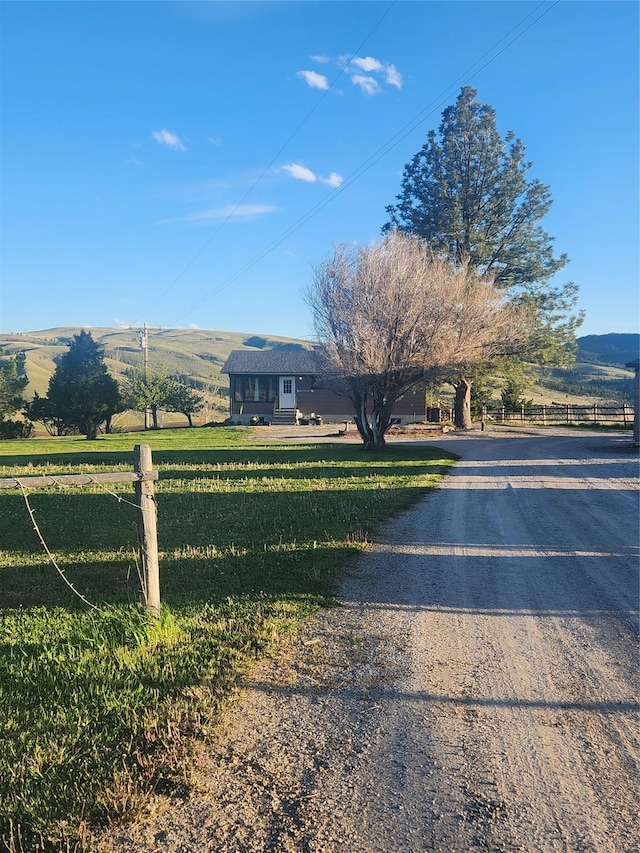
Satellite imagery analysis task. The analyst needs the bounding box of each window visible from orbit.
[244,377,256,401]
[262,377,277,402]
[234,376,277,402]
[282,378,292,395]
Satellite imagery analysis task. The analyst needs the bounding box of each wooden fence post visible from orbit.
[134,444,160,614]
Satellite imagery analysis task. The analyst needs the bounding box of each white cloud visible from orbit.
[207,136,222,146]
[282,163,343,187]
[296,69,330,90]
[350,56,383,73]
[325,172,343,188]
[385,64,403,88]
[125,156,143,168]
[156,204,278,225]
[297,53,401,95]
[351,74,381,96]
[282,163,317,183]
[152,129,187,151]
[338,55,403,94]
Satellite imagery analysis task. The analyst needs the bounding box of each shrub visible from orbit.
[0,418,34,439]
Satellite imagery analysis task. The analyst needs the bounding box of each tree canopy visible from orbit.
[384,86,583,426]
[308,232,524,449]
[384,86,568,289]
[0,349,29,419]
[0,349,32,438]
[163,379,204,427]
[45,331,121,439]
[121,365,204,428]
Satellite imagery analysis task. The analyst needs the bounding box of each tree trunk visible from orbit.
[351,393,379,450]
[354,396,391,450]
[368,412,386,450]
[454,377,473,429]
[354,395,374,449]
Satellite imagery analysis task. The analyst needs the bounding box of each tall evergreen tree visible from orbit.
[0,349,29,418]
[0,349,32,438]
[47,331,120,439]
[384,86,582,427]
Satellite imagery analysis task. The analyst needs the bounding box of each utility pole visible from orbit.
[140,323,151,429]
[130,323,152,429]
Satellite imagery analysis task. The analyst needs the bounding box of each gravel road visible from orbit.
[104,429,639,853]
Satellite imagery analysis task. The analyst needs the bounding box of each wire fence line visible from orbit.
[1,445,161,612]
[0,470,157,491]
[15,478,104,612]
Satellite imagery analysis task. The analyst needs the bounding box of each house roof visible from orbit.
[221,348,321,375]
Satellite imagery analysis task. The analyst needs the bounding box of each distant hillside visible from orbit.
[0,327,306,419]
[576,333,639,367]
[2,327,637,421]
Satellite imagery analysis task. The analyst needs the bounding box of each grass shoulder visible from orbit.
[0,429,456,851]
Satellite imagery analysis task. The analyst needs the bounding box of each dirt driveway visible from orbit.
[105,429,639,853]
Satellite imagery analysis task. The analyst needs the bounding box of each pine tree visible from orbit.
[384,86,582,427]
[0,349,28,418]
[47,331,120,439]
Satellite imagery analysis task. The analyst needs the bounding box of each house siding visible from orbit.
[222,350,438,425]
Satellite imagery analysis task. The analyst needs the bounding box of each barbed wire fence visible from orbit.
[1,444,160,613]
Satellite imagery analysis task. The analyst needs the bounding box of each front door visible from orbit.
[279,376,296,409]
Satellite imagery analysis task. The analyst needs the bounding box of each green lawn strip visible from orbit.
[0,430,456,850]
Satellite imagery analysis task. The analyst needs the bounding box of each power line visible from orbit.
[165,0,559,327]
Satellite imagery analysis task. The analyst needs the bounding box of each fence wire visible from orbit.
[15,479,104,612]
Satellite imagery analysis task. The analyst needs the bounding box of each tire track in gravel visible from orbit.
[103,430,639,853]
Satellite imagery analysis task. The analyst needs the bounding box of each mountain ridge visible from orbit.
[576,333,639,367]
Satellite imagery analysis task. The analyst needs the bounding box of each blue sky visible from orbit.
[1,1,638,340]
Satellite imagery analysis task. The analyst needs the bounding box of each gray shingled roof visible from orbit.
[221,348,322,375]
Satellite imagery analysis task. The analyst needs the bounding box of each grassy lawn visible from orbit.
[0,427,456,851]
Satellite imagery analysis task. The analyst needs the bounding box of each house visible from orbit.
[221,347,434,426]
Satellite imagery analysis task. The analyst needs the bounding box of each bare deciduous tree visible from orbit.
[307,231,525,449]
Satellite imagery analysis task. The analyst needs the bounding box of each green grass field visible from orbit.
[0,427,456,851]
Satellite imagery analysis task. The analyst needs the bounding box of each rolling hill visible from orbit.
[1,328,637,423]
[0,326,310,424]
